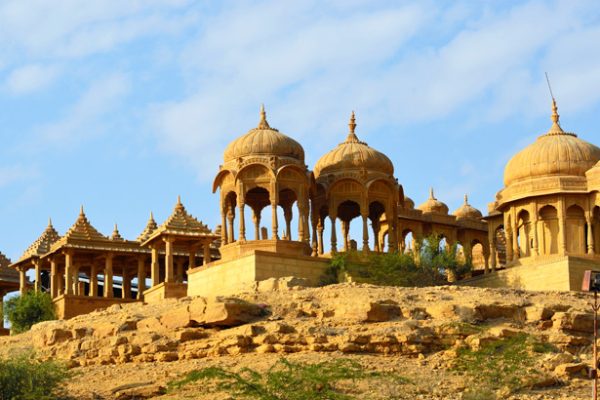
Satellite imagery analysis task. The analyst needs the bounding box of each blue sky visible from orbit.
[1,0,600,261]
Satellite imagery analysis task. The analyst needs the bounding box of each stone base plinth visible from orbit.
[460,255,600,291]
[219,240,312,260]
[143,282,187,304]
[53,294,138,319]
[187,250,329,298]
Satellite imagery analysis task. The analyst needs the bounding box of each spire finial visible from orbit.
[464,194,469,204]
[258,104,270,129]
[345,111,360,143]
[429,187,435,199]
[150,211,155,221]
[545,72,564,134]
[79,205,85,216]
[48,217,53,227]
[177,195,181,205]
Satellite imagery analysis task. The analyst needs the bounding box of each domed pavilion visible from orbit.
[476,99,600,291]
[313,112,400,254]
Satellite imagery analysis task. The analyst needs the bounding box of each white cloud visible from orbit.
[5,63,59,94]
[36,73,131,146]
[0,164,38,187]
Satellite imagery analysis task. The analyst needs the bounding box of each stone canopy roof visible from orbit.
[0,252,19,285]
[142,197,218,246]
[136,212,158,243]
[15,219,60,264]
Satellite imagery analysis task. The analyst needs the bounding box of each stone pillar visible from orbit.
[64,251,73,295]
[203,241,211,266]
[227,206,235,243]
[50,257,57,298]
[89,264,98,297]
[587,216,595,255]
[164,237,174,283]
[311,209,318,256]
[362,214,369,253]
[484,248,490,274]
[512,221,519,261]
[505,228,513,262]
[372,220,380,252]
[283,206,292,240]
[330,216,337,253]
[151,244,160,287]
[252,209,261,240]
[72,263,80,295]
[271,201,279,240]
[221,205,228,246]
[341,220,349,252]
[532,217,540,256]
[18,267,27,295]
[137,256,146,300]
[122,267,130,299]
[302,206,310,244]
[317,218,324,255]
[176,259,185,283]
[558,200,567,255]
[490,241,497,271]
[104,254,113,298]
[238,199,246,241]
[188,246,197,271]
[297,206,305,242]
[33,259,42,292]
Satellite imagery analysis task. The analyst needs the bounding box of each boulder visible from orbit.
[552,312,595,334]
[554,362,587,378]
[160,306,193,330]
[200,298,264,327]
[336,300,401,322]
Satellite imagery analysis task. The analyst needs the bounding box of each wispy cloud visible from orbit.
[4,63,60,94]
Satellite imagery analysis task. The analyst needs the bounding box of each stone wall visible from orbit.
[53,294,137,319]
[461,255,600,291]
[188,250,329,297]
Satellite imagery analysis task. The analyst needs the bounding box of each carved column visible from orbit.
[122,267,131,299]
[490,240,497,271]
[188,245,197,271]
[271,201,279,240]
[372,220,380,252]
[90,263,98,297]
[587,216,595,255]
[512,220,519,261]
[104,254,113,298]
[220,205,228,246]
[18,267,27,295]
[330,216,337,253]
[317,218,324,255]
[238,199,246,241]
[64,251,73,295]
[164,237,174,283]
[176,259,185,283]
[532,216,540,256]
[137,256,146,300]
[50,257,57,298]
[505,227,513,262]
[150,244,160,287]
[341,220,349,252]
[227,206,235,243]
[33,259,41,292]
[362,214,369,253]
[203,240,211,265]
[558,200,567,255]
[311,205,318,256]
[298,205,306,242]
[252,209,261,240]
[72,263,80,295]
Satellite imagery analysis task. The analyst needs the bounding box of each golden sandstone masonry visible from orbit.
[2,100,600,321]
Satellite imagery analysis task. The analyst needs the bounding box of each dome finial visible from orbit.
[429,187,435,200]
[258,104,271,129]
[464,194,469,204]
[79,205,85,216]
[345,111,359,143]
[545,73,564,135]
[48,217,53,227]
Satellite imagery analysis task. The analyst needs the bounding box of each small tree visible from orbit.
[0,354,68,400]
[4,291,56,334]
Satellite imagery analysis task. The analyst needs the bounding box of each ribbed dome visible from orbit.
[403,196,415,209]
[453,195,483,221]
[223,106,305,163]
[417,188,449,215]
[314,112,394,178]
[504,100,600,186]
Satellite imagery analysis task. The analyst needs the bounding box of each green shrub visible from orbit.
[0,354,68,400]
[4,291,56,333]
[168,358,408,400]
[320,234,469,287]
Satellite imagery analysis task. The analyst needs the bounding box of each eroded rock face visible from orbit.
[5,280,598,392]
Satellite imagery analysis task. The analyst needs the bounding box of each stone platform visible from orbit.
[143,282,187,304]
[53,294,138,319]
[461,255,600,291]
[187,243,330,297]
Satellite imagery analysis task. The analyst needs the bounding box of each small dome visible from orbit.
[314,112,394,178]
[453,195,483,221]
[417,188,449,215]
[403,196,415,209]
[504,100,600,186]
[223,105,305,163]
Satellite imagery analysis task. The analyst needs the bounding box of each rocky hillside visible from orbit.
[1,279,598,399]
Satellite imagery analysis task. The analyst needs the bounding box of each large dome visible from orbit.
[223,106,305,163]
[504,101,600,187]
[314,112,394,178]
